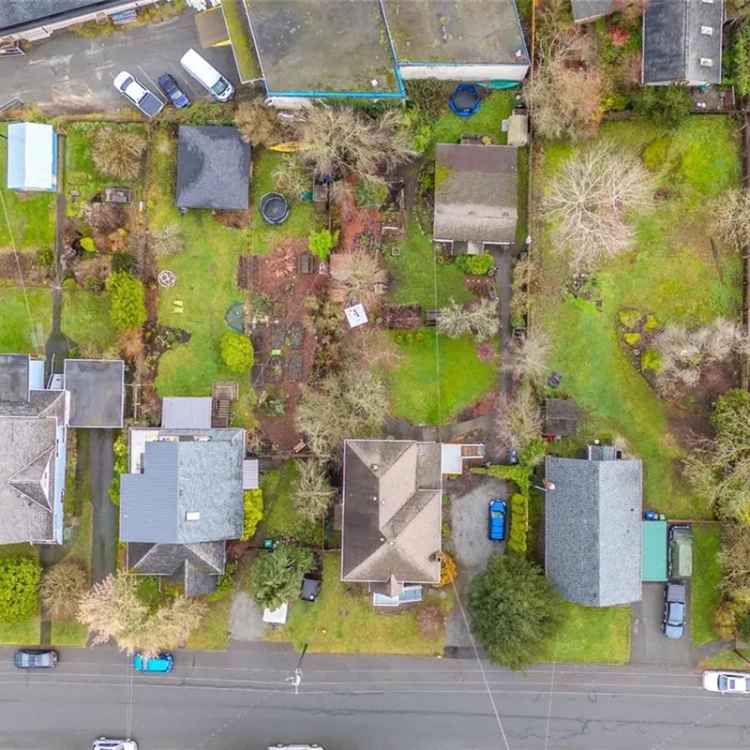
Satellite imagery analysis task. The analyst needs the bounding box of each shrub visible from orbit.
[0,558,42,623]
[248,545,315,610]
[644,314,661,332]
[40,561,88,620]
[632,86,693,127]
[233,98,284,147]
[108,433,128,506]
[507,493,529,557]
[731,21,750,97]
[80,236,96,253]
[641,348,663,372]
[220,331,254,373]
[440,552,458,586]
[241,489,264,541]
[308,228,339,261]
[455,254,494,276]
[106,271,146,332]
[618,308,642,329]
[92,127,147,181]
[623,332,641,347]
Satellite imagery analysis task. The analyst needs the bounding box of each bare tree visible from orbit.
[437,298,499,342]
[495,389,542,454]
[40,560,88,620]
[92,127,147,181]
[711,189,750,249]
[150,223,183,257]
[718,523,750,593]
[544,142,654,272]
[233,98,285,147]
[330,250,389,309]
[293,460,335,523]
[296,107,413,181]
[504,331,551,388]
[272,156,310,198]
[129,596,207,658]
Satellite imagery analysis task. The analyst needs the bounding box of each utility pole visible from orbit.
[285,643,308,694]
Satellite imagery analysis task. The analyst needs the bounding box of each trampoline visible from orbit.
[449,84,481,117]
[259,192,290,225]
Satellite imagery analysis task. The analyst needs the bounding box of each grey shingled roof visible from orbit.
[571,0,615,23]
[643,0,723,85]
[63,359,124,428]
[0,0,121,32]
[120,429,245,544]
[341,440,442,585]
[433,144,518,245]
[544,456,642,607]
[0,354,29,403]
[176,126,251,210]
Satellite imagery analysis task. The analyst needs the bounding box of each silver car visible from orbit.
[92,739,138,750]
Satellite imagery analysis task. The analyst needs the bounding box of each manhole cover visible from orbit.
[158,270,176,288]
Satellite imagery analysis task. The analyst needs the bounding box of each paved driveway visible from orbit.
[631,582,693,666]
[1,10,240,112]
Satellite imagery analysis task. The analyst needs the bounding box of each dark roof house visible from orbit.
[0,354,67,545]
[120,426,245,596]
[642,0,723,86]
[176,126,251,211]
[341,440,442,597]
[433,143,518,251]
[544,450,642,607]
[571,0,615,23]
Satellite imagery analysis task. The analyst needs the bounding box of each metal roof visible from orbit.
[6,123,57,192]
[161,397,213,430]
[642,520,668,582]
[0,354,30,403]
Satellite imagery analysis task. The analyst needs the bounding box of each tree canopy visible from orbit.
[248,545,315,611]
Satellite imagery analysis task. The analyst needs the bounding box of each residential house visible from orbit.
[0,1,163,44]
[433,143,518,254]
[6,123,58,193]
[642,0,723,86]
[571,0,615,24]
[242,0,529,105]
[544,446,642,607]
[176,125,251,211]
[119,398,254,595]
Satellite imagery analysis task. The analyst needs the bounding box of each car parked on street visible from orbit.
[157,73,190,108]
[132,652,173,673]
[488,499,507,541]
[92,739,138,750]
[702,671,750,694]
[113,71,164,118]
[14,648,58,669]
[662,583,687,639]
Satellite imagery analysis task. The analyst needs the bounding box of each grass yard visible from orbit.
[248,149,319,255]
[261,461,322,546]
[62,286,117,357]
[388,330,497,425]
[0,284,52,354]
[186,589,233,651]
[50,620,89,647]
[540,116,741,517]
[0,123,55,254]
[691,524,722,647]
[545,603,631,664]
[148,128,248,396]
[699,649,750,670]
[268,553,452,655]
[384,217,473,310]
[0,544,40,645]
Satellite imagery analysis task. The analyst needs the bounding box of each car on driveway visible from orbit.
[113,71,164,118]
[157,73,190,108]
[702,671,750,694]
[92,739,138,750]
[14,648,58,669]
[662,583,687,639]
[488,499,507,541]
[133,652,173,673]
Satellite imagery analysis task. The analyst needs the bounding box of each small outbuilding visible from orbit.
[176,125,251,211]
[6,122,57,192]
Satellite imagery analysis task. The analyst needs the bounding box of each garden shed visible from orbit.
[6,122,57,192]
[641,520,668,582]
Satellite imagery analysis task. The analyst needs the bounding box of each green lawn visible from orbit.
[0,285,52,354]
[545,603,631,664]
[62,286,117,357]
[691,524,722,647]
[384,217,473,310]
[0,545,40,645]
[0,123,55,253]
[248,149,319,255]
[268,553,452,655]
[222,0,261,83]
[50,620,89,647]
[700,649,750,670]
[261,461,322,546]
[186,589,233,651]
[540,116,741,517]
[388,330,497,425]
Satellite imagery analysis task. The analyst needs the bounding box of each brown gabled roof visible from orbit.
[341,439,442,586]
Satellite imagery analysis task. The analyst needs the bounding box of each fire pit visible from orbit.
[259,192,290,225]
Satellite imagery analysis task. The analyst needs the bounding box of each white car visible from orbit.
[92,739,138,750]
[113,71,163,118]
[702,671,750,694]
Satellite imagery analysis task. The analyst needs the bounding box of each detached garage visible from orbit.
[6,122,57,192]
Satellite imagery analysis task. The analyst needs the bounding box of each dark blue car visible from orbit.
[133,652,174,673]
[158,73,190,109]
[488,499,507,541]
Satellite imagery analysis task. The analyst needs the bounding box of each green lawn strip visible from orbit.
[384,217,472,310]
[248,149,319,255]
[261,461,322,546]
[50,620,88,647]
[267,552,452,655]
[185,589,233,651]
[388,330,496,426]
[0,544,40,645]
[699,649,750,670]
[221,0,261,83]
[0,123,55,253]
[515,146,529,248]
[429,91,515,151]
[691,525,722,647]
[545,603,631,664]
[61,286,117,356]
[64,121,146,216]
[0,285,52,354]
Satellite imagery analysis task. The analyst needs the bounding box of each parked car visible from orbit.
[157,73,191,108]
[14,648,58,669]
[668,524,693,579]
[488,499,507,541]
[702,671,750,694]
[132,652,173,673]
[92,739,138,750]
[113,71,164,118]
[180,48,234,102]
[662,583,687,639]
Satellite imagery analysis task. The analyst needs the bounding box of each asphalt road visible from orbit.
[1,10,240,112]
[1,643,749,750]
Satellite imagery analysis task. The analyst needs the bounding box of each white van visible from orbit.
[180,48,234,102]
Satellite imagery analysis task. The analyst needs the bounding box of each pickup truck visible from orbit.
[113,71,164,118]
